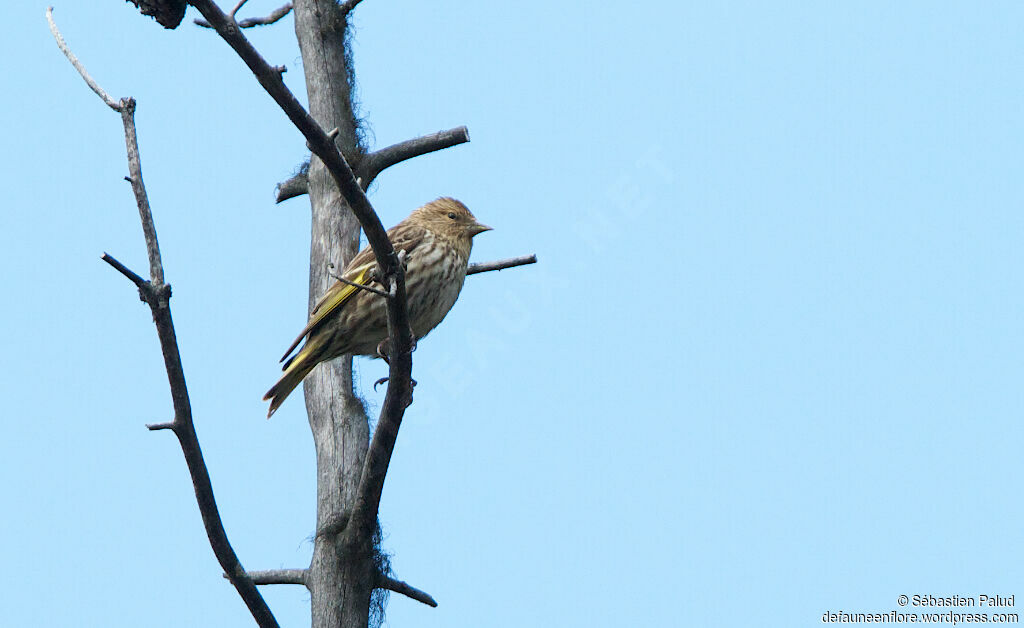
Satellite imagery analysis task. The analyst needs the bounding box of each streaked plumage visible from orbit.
[264,197,491,417]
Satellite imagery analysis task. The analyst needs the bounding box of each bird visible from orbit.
[263,197,492,417]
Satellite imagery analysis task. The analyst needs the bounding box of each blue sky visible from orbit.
[5,1,1023,626]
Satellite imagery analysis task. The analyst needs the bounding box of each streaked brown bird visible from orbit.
[264,197,491,417]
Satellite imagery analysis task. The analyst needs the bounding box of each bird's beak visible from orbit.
[469,222,493,236]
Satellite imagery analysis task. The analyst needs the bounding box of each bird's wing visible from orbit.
[278,223,427,363]
[278,263,373,363]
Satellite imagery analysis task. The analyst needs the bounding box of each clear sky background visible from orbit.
[4,1,1022,626]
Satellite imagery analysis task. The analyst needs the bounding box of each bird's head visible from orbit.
[414,197,492,240]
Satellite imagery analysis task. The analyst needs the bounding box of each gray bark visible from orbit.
[292,2,377,626]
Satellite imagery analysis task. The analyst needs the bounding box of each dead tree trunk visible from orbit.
[292,2,378,626]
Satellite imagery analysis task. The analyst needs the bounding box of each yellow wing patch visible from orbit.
[279,263,374,363]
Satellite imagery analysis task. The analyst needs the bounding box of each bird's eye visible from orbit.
[447,212,457,220]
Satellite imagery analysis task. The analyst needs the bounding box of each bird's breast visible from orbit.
[405,238,469,339]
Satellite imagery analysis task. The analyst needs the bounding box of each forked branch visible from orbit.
[195,2,293,28]
[47,8,278,628]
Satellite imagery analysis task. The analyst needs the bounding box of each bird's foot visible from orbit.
[373,377,417,392]
[375,337,417,363]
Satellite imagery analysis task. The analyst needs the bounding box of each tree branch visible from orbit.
[379,576,438,608]
[186,0,415,544]
[46,8,118,110]
[120,100,165,286]
[357,126,470,187]
[274,168,308,203]
[101,252,148,289]
[276,124,470,201]
[195,2,293,28]
[467,254,538,276]
[48,9,279,628]
[328,267,390,297]
[233,569,309,586]
[229,0,249,18]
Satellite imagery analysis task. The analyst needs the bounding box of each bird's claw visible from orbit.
[375,337,416,363]
[373,376,417,392]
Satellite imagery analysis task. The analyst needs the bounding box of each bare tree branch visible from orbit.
[358,126,470,187]
[101,252,148,289]
[274,167,308,202]
[234,569,309,586]
[229,0,249,18]
[120,102,165,285]
[328,266,390,297]
[278,126,471,201]
[46,8,118,110]
[187,0,415,545]
[195,2,293,28]
[48,9,279,628]
[468,254,538,276]
[379,576,438,608]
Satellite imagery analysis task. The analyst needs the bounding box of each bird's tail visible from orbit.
[263,338,324,418]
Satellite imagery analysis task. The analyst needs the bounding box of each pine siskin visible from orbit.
[264,197,492,417]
